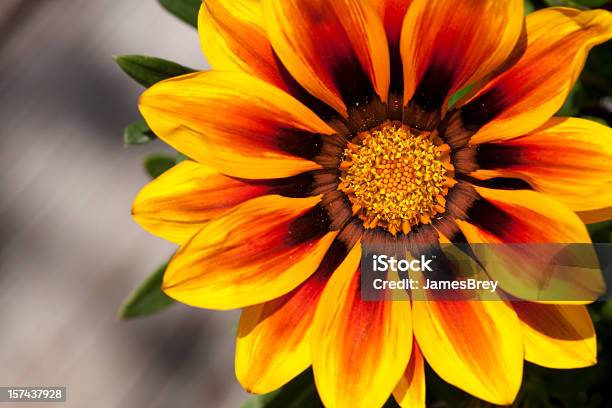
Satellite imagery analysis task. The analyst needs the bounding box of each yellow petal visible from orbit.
[413,300,523,405]
[235,233,359,393]
[311,242,412,408]
[462,187,592,243]
[393,339,425,408]
[578,206,612,224]
[401,0,523,123]
[132,160,268,244]
[139,71,336,179]
[514,303,596,369]
[263,0,390,118]
[198,0,289,91]
[472,117,612,212]
[371,0,412,117]
[449,8,612,145]
[163,195,336,309]
[236,286,317,393]
[456,187,604,303]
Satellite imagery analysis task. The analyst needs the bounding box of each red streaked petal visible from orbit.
[198,0,288,90]
[514,303,597,369]
[460,8,612,144]
[139,71,337,179]
[311,242,412,408]
[461,187,591,243]
[473,117,612,212]
[263,0,390,119]
[578,207,612,224]
[393,339,425,408]
[132,161,268,244]
[235,278,322,393]
[400,0,524,129]
[413,300,523,405]
[197,0,341,122]
[163,195,336,310]
[456,187,604,303]
[371,0,412,117]
[235,231,360,393]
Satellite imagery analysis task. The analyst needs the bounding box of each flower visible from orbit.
[132,0,612,406]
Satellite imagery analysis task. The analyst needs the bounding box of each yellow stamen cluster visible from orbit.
[339,122,453,235]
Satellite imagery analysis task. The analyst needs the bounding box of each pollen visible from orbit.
[338,121,455,235]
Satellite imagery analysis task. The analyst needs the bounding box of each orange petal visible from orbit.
[456,187,604,302]
[473,117,612,212]
[578,206,612,224]
[460,187,591,243]
[311,242,412,408]
[235,232,360,394]
[131,161,269,244]
[371,0,412,117]
[413,300,523,405]
[400,0,524,128]
[460,8,612,144]
[139,71,336,179]
[163,195,337,310]
[198,0,347,120]
[393,339,425,408]
[235,279,322,394]
[263,0,390,118]
[514,303,597,368]
[198,0,288,90]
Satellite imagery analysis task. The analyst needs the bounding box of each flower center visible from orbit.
[338,122,453,235]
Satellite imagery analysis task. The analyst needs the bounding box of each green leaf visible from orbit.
[159,0,200,27]
[587,220,612,243]
[601,301,612,323]
[119,262,175,318]
[578,42,612,124]
[556,81,584,117]
[144,154,176,178]
[579,0,612,5]
[175,153,189,164]
[542,0,611,7]
[124,119,155,145]
[241,369,323,408]
[524,0,536,15]
[447,83,475,109]
[114,55,195,88]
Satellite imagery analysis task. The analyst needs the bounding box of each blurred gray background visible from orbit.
[0,1,247,406]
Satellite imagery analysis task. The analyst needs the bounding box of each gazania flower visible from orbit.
[132,0,612,406]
